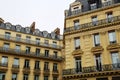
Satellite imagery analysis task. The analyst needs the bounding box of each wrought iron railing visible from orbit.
[0,34,62,49]
[0,47,63,61]
[63,63,120,75]
[66,0,120,17]
[0,62,8,67]
[64,15,120,33]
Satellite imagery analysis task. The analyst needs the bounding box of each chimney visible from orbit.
[0,18,4,23]
[30,22,35,32]
[54,28,60,35]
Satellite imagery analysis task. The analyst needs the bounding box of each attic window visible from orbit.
[73,7,79,10]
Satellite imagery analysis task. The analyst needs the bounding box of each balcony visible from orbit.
[0,34,62,50]
[107,43,120,52]
[0,47,63,62]
[34,68,41,75]
[0,62,8,72]
[43,69,50,75]
[63,63,120,78]
[91,46,104,54]
[66,0,120,17]
[23,66,30,74]
[11,65,19,73]
[52,70,59,76]
[64,15,120,34]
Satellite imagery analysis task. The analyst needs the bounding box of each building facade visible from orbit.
[0,18,63,80]
[63,0,120,80]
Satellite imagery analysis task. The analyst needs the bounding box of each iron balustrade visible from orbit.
[66,0,120,17]
[63,63,120,75]
[0,34,62,49]
[0,47,63,61]
[12,65,19,68]
[64,15,120,33]
[0,62,8,67]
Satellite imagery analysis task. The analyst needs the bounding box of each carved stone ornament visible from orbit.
[107,43,120,52]
[91,46,104,54]
[72,49,83,56]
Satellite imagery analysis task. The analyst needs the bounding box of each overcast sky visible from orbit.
[0,0,74,34]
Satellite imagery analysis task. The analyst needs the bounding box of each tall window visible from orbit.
[26,36,31,43]
[1,56,8,65]
[53,77,58,80]
[23,74,28,80]
[93,33,100,46]
[108,31,116,44]
[44,40,49,46]
[13,58,19,68]
[16,34,21,41]
[35,48,40,56]
[74,20,80,30]
[90,3,97,10]
[92,16,98,26]
[36,38,40,45]
[26,47,31,54]
[35,61,40,69]
[53,63,58,72]
[53,41,57,48]
[44,62,49,70]
[74,37,80,50]
[34,75,39,80]
[5,32,11,39]
[15,45,20,52]
[0,73,5,80]
[44,76,48,80]
[12,73,17,80]
[75,57,82,73]
[106,12,113,22]
[24,60,29,68]
[95,54,102,71]
[45,50,49,57]
[53,51,58,58]
[3,43,9,50]
[111,52,119,64]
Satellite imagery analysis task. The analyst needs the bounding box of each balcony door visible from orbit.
[95,54,102,71]
[75,57,82,73]
[0,73,5,80]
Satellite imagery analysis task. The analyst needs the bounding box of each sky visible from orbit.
[0,0,74,34]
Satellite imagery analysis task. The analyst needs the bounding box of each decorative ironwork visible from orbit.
[64,15,120,33]
[52,70,59,76]
[0,34,62,50]
[43,69,50,75]
[34,68,41,75]
[63,63,120,75]
[23,67,30,74]
[0,62,8,72]
[11,65,19,73]
[0,47,63,62]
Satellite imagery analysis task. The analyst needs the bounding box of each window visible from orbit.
[26,36,31,43]
[24,60,29,68]
[0,72,5,80]
[13,58,19,68]
[44,40,49,46]
[95,54,102,71]
[35,48,40,56]
[3,43,9,50]
[53,63,58,72]
[36,38,40,45]
[15,45,20,52]
[16,34,21,41]
[35,61,40,69]
[53,41,57,48]
[44,62,49,70]
[45,50,49,57]
[44,76,48,80]
[53,77,58,80]
[26,47,30,54]
[5,32,11,39]
[92,16,98,26]
[1,56,8,64]
[111,52,119,64]
[53,51,58,58]
[12,73,17,80]
[108,31,116,44]
[93,33,100,46]
[75,57,82,73]
[74,37,80,50]
[90,3,97,10]
[106,12,113,22]
[74,20,80,30]
[34,75,39,80]
[23,74,28,80]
